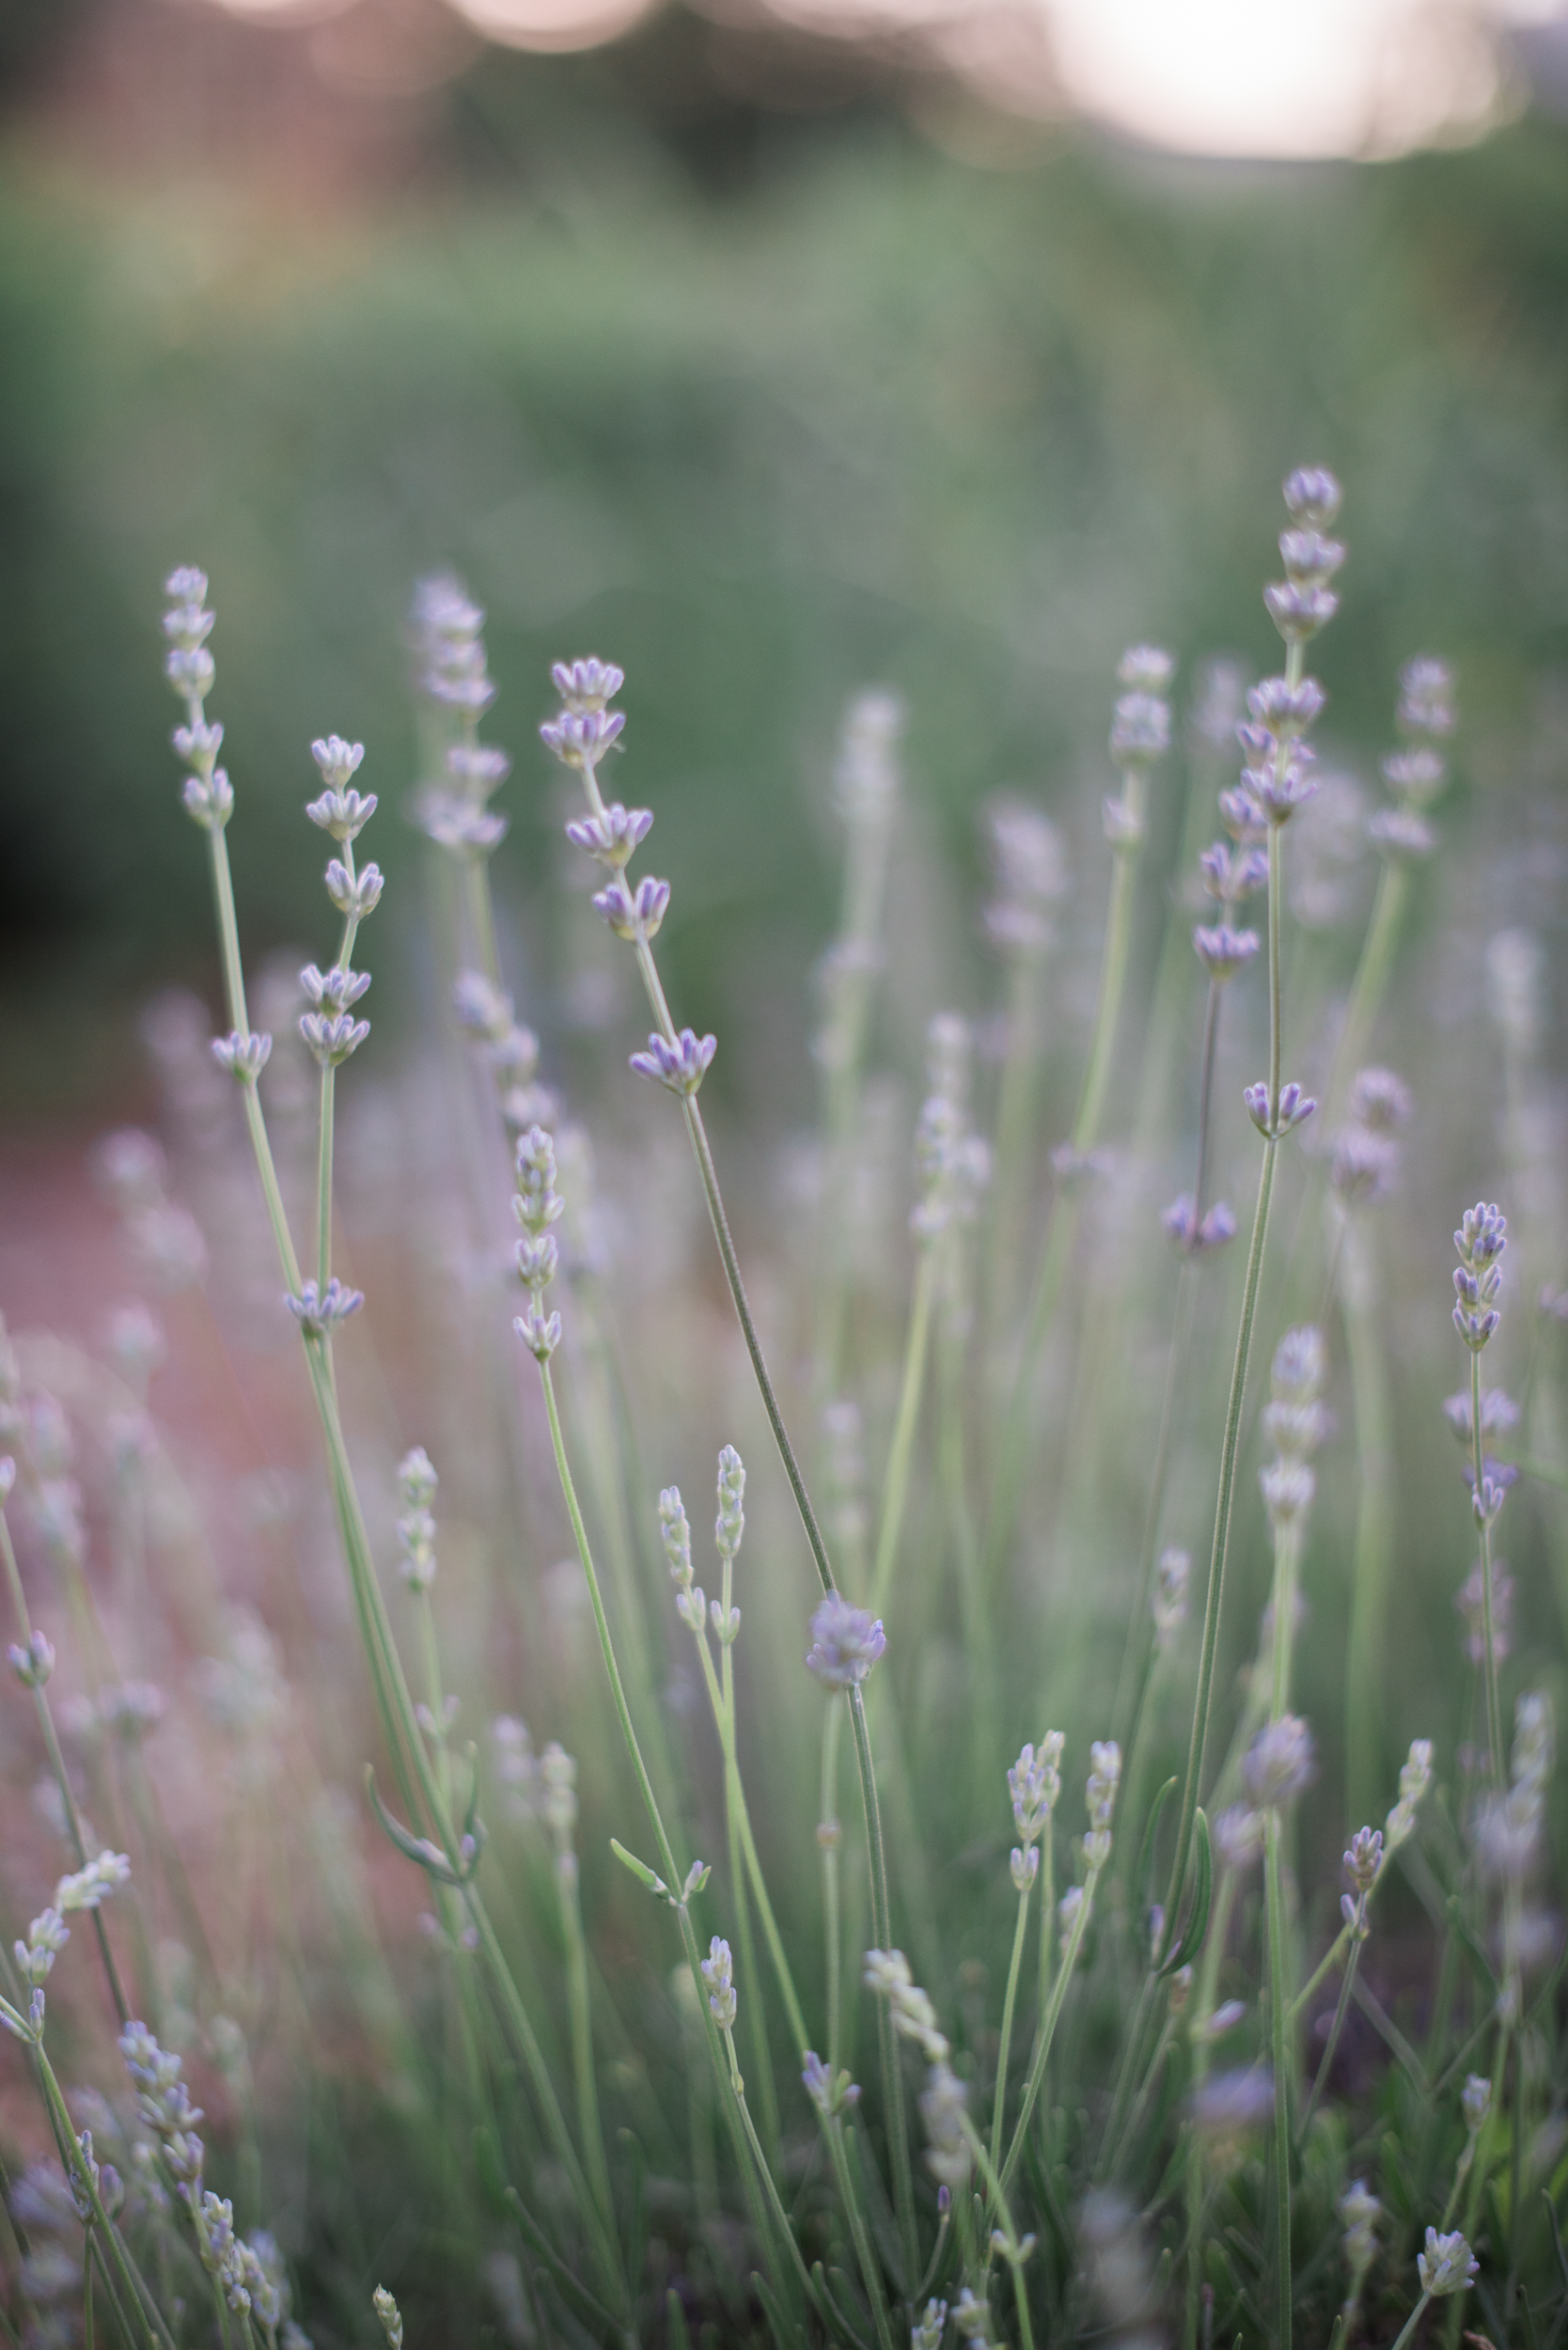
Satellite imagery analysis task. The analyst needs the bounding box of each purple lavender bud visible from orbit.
[629,1027,716,1098]
[1329,1125,1399,1206]
[1264,579,1339,644]
[1190,2066,1276,2139]
[284,1278,365,1339]
[1398,654,1456,741]
[8,1631,55,1687]
[1118,645,1176,691]
[299,1012,370,1068]
[1382,745,1445,804]
[1199,1201,1237,1250]
[166,646,215,700]
[515,1233,558,1288]
[325,861,384,918]
[592,874,669,940]
[563,804,653,870]
[1346,1067,1411,1132]
[1260,1458,1314,1525]
[1163,1196,1234,1253]
[1245,1082,1316,1137]
[422,800,509,857]
[1109,690,1171,766]
[1282,467,1342,526]
[514,1307,563,1362]
[1217,786,1268,844]
[1243,1714,1314,1808]
[1247,676,1325,734]
[446,742,511,796]
[805,1592,886,1688]
[631,1027,715,1096]
[1456,1202,1507,1270]
[633,876,669,932]
[1278,527,1346,586]
[310,736,365,789]
[1344,1825,1383,1893]
[1246,749,1319,824]
[1367,807,1435,861]
[551,657,624,713]
[1456,1561,1513,1665]
[210,1031,272,1083]
[1192,924,1260,981]
[540,707,626,768]
[1441,1386,1517,1444]
[306,785,376,841]
[1199,840,1268,903]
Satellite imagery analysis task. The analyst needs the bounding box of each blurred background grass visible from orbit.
[4,0,1568,1122]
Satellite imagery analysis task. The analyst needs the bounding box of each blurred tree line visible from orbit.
[3,12,1568,1103]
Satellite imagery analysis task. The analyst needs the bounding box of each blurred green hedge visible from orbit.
[4,104,1568,1089]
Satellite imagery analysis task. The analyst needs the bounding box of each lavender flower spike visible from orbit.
[806,1591,886,1687]
[629,1028,716,1098]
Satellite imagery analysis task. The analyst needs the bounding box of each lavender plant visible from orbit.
[4,469,1566,2350]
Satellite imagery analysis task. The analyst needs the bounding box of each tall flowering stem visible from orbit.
[1163,466,1340,1938]
[164,575,628,2309]
[1452,1203,1511,1792]
[984,649,1175,1581]
[544,663,921,2281]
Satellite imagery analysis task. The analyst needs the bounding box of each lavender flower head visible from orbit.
[1453,1200,1506,1352]
[1417,2228,1476,2299]
[1243,1715,1314,1810]
[806,1593,886,1688]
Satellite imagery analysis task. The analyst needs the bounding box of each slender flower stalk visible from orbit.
[812,690,903,1401]
[165,574,625,2306]
[997,1741,1119,2199]
[991,1738,1061,2171]
[984,647,1176,1579]
[541,658,920,2283]
[1164,466,1339,1941]
[2,1476,131,2026]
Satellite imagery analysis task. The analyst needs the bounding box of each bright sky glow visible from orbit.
[204,0,1554,147]
[1042,0,1514,158]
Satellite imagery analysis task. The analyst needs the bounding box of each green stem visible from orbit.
[1164,1135,1278,1927]
[33,2045,167,2350]
[986,764,1151,1574]
[1474,1349,1506,1794]
[870,1249,934,1619]
[848,1684,918,2291]
[0,1506,131,2026]
[538,1358,792,2297]
[998,1856,1103,2199]
[1342,1218,1396,1822]
[1264,1807,1293,2350]
[317,1066,336,1292]
[1388,2290,1434,2350]
[991,1881,1033,2171]
[1326,863,1409,1120]
[822,1700,844,2075]
[985,947,1047,1350]
[1299,1912,1364,2144]
[556,1841,618,2255]
[825,2117,899,2350]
